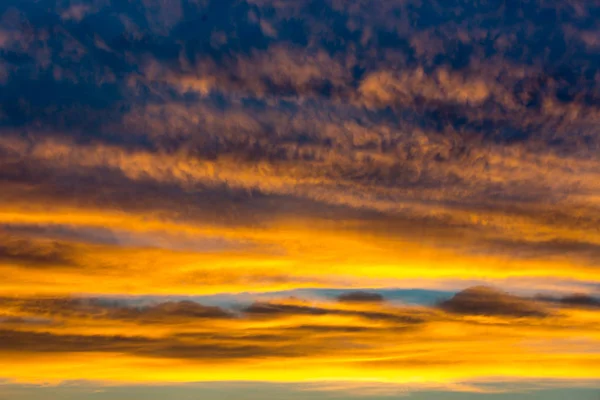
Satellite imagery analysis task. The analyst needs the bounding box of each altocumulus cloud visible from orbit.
[0,0,599,394]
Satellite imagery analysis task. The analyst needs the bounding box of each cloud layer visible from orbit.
[0,289,599,387]
[0,0,599,393]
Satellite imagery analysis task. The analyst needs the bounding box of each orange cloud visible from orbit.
[0,290,598,388]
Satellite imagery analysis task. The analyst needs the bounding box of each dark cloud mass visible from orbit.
[337,291,384,303]
[536,293,600,308]
[0,232,74,268]
[558,293,600,308]
[439,286,549,317]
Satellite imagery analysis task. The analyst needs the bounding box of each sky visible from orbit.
[0,0,599,399]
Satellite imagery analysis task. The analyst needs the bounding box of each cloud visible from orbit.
[536,293,600,309]
[2,224,121,246]
[358,68,493,108]
[0,232,74,269]
[438,286,549,317]
[0,297,234,323]
[163,45,352,99]
[1,0,600,392]
[60,5,92,22]
[0,131,599,298]
[337,291,384,303]
[0,291,598,386]
[558,294,600,308]
[244,299,423,324]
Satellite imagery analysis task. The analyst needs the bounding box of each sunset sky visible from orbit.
[0,0,599,399]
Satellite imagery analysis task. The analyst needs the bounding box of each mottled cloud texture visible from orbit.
[0,0,600,395]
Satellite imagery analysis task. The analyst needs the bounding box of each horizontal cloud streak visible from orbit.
[0,289,598,387]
